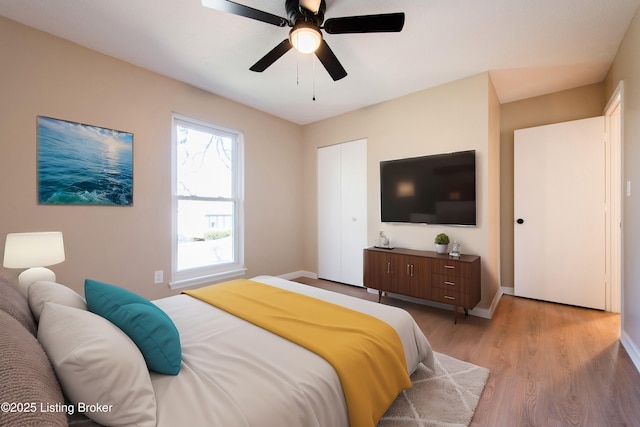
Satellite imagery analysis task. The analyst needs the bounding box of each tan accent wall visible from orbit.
[301,73,501,310]
[0,17,304,299]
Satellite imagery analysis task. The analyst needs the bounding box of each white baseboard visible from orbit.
[620,330,640,374]
[474,285,513,319]
[278,270,317,281]
[501,286,515,296]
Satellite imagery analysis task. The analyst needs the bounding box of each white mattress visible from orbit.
[150,276,434,427]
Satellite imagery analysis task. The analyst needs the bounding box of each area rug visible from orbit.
[378,352,489,427]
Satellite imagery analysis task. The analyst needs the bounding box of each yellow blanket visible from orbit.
[183,279,410,427]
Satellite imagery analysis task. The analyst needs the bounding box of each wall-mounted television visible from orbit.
[380,150,476,226]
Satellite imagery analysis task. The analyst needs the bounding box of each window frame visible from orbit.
[169,113,245,290]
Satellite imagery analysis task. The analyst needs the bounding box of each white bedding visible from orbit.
[150,276,434,427]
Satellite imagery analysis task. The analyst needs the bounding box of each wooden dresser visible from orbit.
[363,247,481,323]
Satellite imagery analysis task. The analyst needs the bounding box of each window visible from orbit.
[170,114,244,289]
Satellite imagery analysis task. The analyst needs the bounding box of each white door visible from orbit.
[514,117,605,310]
[317,139,367,286]
[318,144,342,282]
[339,139,367,286]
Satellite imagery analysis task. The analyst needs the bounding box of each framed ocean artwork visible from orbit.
[37,116,133,205]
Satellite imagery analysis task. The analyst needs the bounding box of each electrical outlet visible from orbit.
[154,270,164,284]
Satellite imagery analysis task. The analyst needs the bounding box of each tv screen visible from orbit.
[380,150,476,226]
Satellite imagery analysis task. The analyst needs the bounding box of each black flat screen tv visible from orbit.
[380,150,476,226]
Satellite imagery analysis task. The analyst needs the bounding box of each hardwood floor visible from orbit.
[294,277,640,426]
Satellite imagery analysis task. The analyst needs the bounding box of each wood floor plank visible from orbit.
[294,277,640,426]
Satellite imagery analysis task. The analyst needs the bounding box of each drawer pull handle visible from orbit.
[444,296,456,300]
[444,265,455,269]
[405,264,414,277]
[444,281,455,286]
[386,262,390,274]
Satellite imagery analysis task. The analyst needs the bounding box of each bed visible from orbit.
[0,274,434,427]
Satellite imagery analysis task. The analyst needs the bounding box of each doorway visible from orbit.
[514,116,606,309]
[604,81,623,313]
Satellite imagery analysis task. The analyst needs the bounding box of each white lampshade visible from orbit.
[290,24,322,54]
[3,232,65,294]
[3,231,65,268]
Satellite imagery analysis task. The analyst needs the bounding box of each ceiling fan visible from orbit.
[202,0,405,81]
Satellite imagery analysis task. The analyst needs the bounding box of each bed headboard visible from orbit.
[0,277,102,426]
[0,276,68,425]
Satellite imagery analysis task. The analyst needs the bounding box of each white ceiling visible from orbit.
[1,0,638,125]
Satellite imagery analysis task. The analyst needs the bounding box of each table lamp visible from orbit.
[3,231,65,294]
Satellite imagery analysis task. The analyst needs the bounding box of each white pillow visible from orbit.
[37,303,157,426]
[28,281,87,322]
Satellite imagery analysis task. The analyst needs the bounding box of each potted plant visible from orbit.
[434,233,450,254]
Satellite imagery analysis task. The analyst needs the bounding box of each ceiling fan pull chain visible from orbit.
[296,47,300,86]
[312,53,316,101]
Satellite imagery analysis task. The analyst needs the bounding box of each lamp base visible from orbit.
[18,267,56,295]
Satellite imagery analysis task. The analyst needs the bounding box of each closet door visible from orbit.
[339,139,367,286]
[318,139,367,286]
[318,144,342,283]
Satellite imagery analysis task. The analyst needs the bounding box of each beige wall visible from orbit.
[3,10,637,338]
[0,17,304,299]
[499,84,606,287]
[605,6,640,363]
[301,73,501,310]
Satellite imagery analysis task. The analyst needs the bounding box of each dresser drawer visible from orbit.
[431,288,463,305]
[431,259,472,277]
[431,273,469,293]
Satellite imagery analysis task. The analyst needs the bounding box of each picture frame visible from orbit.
[37,116,133,206]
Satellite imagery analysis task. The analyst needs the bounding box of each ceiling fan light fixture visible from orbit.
[290,23,322,54]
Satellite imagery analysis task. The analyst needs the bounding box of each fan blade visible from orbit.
[250,39,293,72]
[315,40,347,81]
[202,0,288,27]
[324,12,405,34]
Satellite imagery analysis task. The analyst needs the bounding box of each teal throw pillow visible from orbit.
[84,279,181,375]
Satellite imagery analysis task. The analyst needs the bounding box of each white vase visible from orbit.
[435,244,448,254]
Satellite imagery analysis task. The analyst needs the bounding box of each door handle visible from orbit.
[516,218,524,224]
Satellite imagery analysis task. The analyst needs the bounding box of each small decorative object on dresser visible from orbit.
[377,231,390,248]
[434,233,450,254]
[449,241,461,257]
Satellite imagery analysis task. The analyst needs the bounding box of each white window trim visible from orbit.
[169,113,245,290]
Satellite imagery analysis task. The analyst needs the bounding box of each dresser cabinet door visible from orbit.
[364,250,396,293]
[398,255,431,300]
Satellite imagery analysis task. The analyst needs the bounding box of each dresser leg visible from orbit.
[378,290,382,303]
